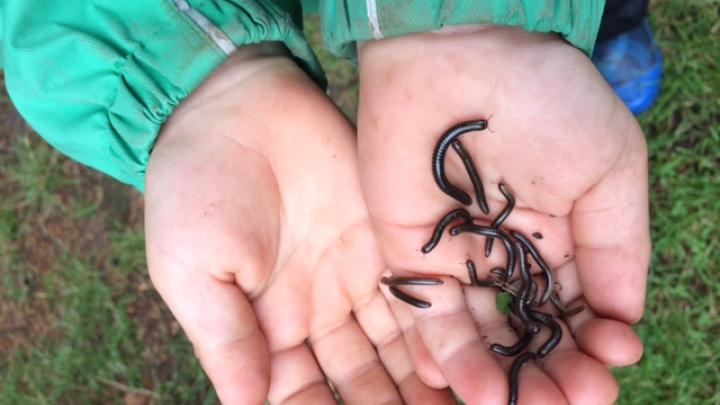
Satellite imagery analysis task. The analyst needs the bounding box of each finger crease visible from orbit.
[438,338,482,364]
[414,307,467,324]
[375,330,403,355]
[279,380,328,404]
[335,359,382,387]
[308,316,353,346]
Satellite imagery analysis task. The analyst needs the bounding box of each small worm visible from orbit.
[449,223,516,278]
[380,276,444,287]
[485,183,516,257]
[529,310,563,358]
[514,241,540,334]
[491,280,520,296]
[510,230,554,305]
[490,267,509,280]
[381,276,443,309]
[527,279,539,305]
[388,285,433,309]
[466,260,480,286]
[451,140,489,214]
[498,277,536,300]
[508,352,536,405]
[421,208,473,253]
[432,120,489,206]
[490,329,537,357]
[467,261,506,287]
[550,293,585,318]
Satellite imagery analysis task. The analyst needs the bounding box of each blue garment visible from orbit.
[592,18,663,115]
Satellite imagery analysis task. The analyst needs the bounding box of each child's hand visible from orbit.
[144,47,455,404]
[357,27,649,404]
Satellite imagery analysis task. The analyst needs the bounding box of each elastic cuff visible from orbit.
[320,0,605,61]
[189,0,326,88]
[3,0,324,191]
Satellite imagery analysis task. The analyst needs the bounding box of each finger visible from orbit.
[537,345,619,405]
[402,276,507,404]
[309,223,453,402]
[552,260,644,367]
[522,300,619,405]
[310,316,401,405]
[465,275,618,405]
[268,344,336,405]
[464,284,567,405]
[353,289,456,404]
[145,122,279,403]
[147,264,270,404]
[334,228,434,388]
[301,225,407,403]
[575,315,644,368]
[571,121,651,324]
[397,373,458,405]
[378,272,449,388]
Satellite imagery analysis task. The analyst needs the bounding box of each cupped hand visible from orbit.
[144,46,455,405]
[357,26,650,404]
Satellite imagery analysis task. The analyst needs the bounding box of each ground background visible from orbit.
[1,1,718,403]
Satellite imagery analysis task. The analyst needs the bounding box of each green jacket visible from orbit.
[0,0,604,191]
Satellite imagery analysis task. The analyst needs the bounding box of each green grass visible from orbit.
[0,227,215,404]
[303,15,359,122]
[6,135,75,214]
[613,1,720,403]
[0,90,215,403]
[1,1,719,403]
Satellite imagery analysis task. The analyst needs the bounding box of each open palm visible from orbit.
[144,55,455,405]
[357,27,650,404]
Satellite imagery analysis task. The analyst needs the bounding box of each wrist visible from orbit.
[165,42,295,126]
[152,41,352,184]
[157,42,318,150]
[358,25,577,81]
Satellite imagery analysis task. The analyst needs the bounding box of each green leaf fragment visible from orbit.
[496,292,512,314]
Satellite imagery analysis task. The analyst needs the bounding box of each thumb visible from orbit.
[571,118,650,324]
[147,250,270,404]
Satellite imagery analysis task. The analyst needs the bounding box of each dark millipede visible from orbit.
[381,276,443,309]
[449,223,516,279]
[451,139,489,214]
[381,119,583,405]
[508,352,535,405]
[431,119,489,206]
[380,276,444,287]
[513,240,541,335]
[387,284,432,309]
[485,182,516,257]
[421,208,473,254]
[529,310,563,358]
[510,230,555,305]
[490,329,537,357]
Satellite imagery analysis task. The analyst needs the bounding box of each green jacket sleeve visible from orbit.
[1,0,604,192]
[320,0,605,61]
[0,0,322,191]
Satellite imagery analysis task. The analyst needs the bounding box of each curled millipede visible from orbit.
[432,120,489,206]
